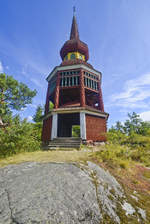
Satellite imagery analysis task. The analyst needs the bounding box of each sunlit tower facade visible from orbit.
[42,13,109,147]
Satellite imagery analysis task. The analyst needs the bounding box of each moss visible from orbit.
[110,188,115,195]
[143,170,150,179]
[107,194,114,201]
[89,171,115,223]
[119,184,150,223]
[132,179,139,185]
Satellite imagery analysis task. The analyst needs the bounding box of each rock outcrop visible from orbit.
[0,162,147,223]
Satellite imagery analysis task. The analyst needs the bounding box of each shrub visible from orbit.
[0,116,41,158]
[106,129,150,167]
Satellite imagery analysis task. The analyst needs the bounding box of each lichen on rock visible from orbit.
[0,162,147,224]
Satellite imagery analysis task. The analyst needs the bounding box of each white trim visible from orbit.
[43,107,108,120]
[46,64,102,82]
[83,110,107,118]
[80,112,86,140]
[51,114,58,140]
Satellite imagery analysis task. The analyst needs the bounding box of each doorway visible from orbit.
[57,113,80,137]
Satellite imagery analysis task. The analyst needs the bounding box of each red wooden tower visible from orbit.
[42,14,109,147]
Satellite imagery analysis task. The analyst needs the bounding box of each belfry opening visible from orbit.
[42,12,109,148]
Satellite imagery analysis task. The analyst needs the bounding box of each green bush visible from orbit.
[106,131,150,167]
[0,116,41,158]
[106,112,150,167]
[72,125,80,137]
[93,143,130,168]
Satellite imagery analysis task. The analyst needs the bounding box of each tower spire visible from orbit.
[70,9,79,40]
[60,9,89,61]
[73,6,76,15]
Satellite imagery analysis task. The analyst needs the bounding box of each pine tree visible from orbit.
[0,73,36,124]
[33,105,43,123]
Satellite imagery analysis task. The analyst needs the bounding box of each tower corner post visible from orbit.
[98,80,104,112]
[51,113,58,140]
[45,82,50,114]
[80,112,86,140]
[54,72,61,109]
[80,69,86,107]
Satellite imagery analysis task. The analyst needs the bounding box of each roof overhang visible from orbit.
[46,64,102,82]
[43,106,109,120]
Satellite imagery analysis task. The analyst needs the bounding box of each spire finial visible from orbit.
[73,6,76,15]
[70,9,79,40]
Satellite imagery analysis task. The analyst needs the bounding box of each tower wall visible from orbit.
[42,14,109,145]
[42,116,52,142]
[86,114,107,141]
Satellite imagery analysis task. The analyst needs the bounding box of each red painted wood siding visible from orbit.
[42,116,52,142]
[86,114,107,141]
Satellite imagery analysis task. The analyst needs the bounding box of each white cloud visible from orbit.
[27,116,33,122]
[111,73,150,108]
[30,78,44,88]
[0,61,4,73]
[28,104,38,109]
[0,35,50,75]
[139,111,150,121]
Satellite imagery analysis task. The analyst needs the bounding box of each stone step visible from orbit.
[43,137,82,150]
[48,145,80,148]
[48,142,81,145]
[48,141,81,145]
[47,145,80,148]
[52,138,81,142]
[48,142,80,145]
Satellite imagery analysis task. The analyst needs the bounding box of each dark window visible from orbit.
[70,77,73,86]
[60,78,62,86]
[64,55,68,61]
[77,76,80,85]
[89,79,91,88]
[70,53,76,60]
[67,77,69,86]
[63,78,65,86]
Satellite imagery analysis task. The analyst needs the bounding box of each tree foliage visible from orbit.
[110,112,150,136]
[72,125,80,137]
[0,115,41,158]
[107,112,150,166]
[33,105,43,123]
[0,73,41,158]
[0,73,36,122]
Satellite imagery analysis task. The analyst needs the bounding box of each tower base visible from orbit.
[42,106,109,148]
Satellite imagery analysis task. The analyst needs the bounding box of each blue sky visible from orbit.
[0,0,150,127]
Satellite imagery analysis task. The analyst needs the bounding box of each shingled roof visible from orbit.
[60,15,89,61]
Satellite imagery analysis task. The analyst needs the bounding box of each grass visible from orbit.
[0,149,92,167]
[0,145,150,222]
[143,170,150,179]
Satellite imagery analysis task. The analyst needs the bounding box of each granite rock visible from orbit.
[0,162,146,224]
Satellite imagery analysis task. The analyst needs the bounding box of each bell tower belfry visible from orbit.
[42,13,109,147]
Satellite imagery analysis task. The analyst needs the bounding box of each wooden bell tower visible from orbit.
[42,13,109,146]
